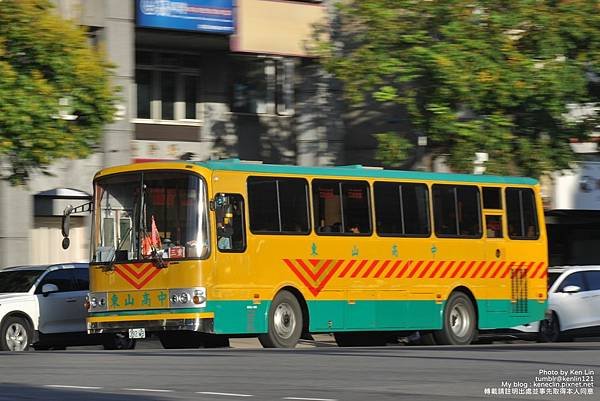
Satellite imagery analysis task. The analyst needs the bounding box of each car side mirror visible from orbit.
[562,285,581,294]
[41,283,59,296]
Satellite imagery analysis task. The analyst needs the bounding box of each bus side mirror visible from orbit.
[61,205,73,249]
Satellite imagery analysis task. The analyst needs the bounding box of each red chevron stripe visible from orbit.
[309,259,320,267]
[351,260,369,278]
[522,262,533,278]
[410,260,431,278]
[338,259,356,278]
[456,261,474,278]
[374,260,391,278]
[506,262,524,279]
[490,261,505,278]
[469,261,485,278]
[441,261,459,278]
[536,262,547,278]
[499,261,514,278]
[285,259,320,296]
[120,263,153,280]
[448,261,475,278]
[115,265,161,290]
[312,260,343,295]
[481,261,496,278]
[419,260,436,278]
[523,261,535,278]
[530,261,544,278]
[297,259,332,282]
[385,260,403,278]
[428,261,445,278]
[398,260,417,278]
[362,260,380,278]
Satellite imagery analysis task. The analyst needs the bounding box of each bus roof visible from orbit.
[196,159,538,186]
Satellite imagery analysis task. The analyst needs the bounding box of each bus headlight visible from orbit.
[169,287,206,308]
[87,292,107,312]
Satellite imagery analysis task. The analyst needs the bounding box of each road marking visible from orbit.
[123,388,174,393]
[283,398,337,401]
[196,391,253,397]
[45,385,102,390]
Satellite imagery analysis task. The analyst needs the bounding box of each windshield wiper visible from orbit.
[102,226,132,272]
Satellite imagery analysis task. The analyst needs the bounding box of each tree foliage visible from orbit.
[318,0,600,177]
[0,0,116,184]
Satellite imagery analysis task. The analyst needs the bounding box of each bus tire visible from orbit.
[434,292,477,345]
[259,290,303,348]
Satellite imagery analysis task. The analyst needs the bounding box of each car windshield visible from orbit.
[0,270,43,292]
[92,171,210,263]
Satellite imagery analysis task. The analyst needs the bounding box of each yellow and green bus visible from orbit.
[81,159,547,348]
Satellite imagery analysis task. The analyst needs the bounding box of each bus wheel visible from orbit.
[259,290,303,348]
[434,292,477,345]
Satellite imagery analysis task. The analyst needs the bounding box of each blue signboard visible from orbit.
[136,0,234,35]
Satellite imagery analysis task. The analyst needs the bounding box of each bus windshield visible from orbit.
[92,171,210,263]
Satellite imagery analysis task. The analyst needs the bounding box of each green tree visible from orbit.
[318,0,600,177]
[0,0,116,184]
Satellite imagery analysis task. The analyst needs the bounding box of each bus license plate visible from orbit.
[128,328,146,339]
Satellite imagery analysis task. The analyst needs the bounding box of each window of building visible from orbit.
[506,188,539,240]
[135,51,201,123]
[231,56,294,115]
[374,182,430,237]
[247,177,309,234]
[313,180,371,235]
[433,185,481,238]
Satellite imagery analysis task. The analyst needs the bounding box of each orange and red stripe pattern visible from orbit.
[283,259,546,296]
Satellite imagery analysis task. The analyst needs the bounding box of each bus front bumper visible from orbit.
[87,312,215,334]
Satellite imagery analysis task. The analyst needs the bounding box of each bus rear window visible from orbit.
[506,188,539,240]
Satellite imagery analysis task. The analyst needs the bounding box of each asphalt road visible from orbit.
[0,340,599,401]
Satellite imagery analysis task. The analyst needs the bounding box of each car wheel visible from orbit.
[0,316,32,351]
[434,292,477,345]
[258,290,303,348]
[103,333,136,350]
[539,313,570,342]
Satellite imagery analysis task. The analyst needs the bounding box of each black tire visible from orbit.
[103,333,136,350]
[259,290,303,348]
[539,313,571,342]
[434,292,477,345]
[334,332,389,347]
[158,331,202,349]
[0,316,32,351]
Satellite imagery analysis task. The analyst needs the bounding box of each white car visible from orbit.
[512,266,600,342]
[0,263,134,351]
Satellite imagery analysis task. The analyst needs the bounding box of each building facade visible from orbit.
[0,0,348,267]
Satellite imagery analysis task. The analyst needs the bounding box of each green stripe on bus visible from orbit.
[89,299,546,334]
[198,160,538,186]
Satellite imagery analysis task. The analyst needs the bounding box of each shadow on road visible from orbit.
[0,383,168,401]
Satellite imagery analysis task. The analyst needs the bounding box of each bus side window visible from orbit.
[485,215,503,238]
[215,193,246,252]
